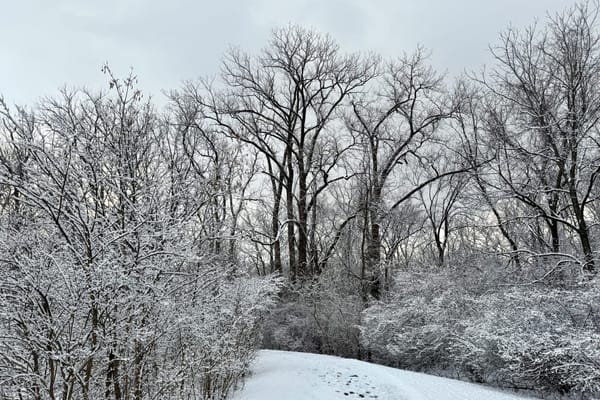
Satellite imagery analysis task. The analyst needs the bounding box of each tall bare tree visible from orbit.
[199,26,377,281]
[480,1,600,273]
[347,49,463,294]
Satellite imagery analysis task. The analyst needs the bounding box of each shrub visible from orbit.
[359,266,600,398]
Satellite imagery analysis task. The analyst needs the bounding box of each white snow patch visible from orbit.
[232,350,537,400]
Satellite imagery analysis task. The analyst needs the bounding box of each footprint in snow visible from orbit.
[319,370,380,399]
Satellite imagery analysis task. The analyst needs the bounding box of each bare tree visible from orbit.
[452,85,524,268]
[199,25,377,281]
[347,48,464,295]
[164,91,259,260]
[416,163,467,267]
[480,1,600,273]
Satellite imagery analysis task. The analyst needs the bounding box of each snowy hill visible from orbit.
[232,350,536,400]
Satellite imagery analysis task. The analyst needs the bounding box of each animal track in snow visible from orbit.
[320,368,381,399]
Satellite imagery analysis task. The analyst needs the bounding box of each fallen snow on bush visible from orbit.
[233,350,535,400]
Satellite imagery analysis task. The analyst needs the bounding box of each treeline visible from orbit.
[2,1,600,399]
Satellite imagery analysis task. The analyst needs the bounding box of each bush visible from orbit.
[262,266,364,359]
[359,266,600,398]
[0,218,282,400]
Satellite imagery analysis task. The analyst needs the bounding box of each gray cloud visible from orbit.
[0,0,579,105]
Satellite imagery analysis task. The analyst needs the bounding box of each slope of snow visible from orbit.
[232,350,536,400]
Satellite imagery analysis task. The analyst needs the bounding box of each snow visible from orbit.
[232,350,536,400]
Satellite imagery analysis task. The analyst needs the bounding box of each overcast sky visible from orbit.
[0,0,580,105]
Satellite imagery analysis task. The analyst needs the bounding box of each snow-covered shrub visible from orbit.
[263,266,364,358]
[360,266,600,398]
[0,217,282,400]
[170,274,283,400]
[462,287,600,396]
[360,271,477,372]
[0,79,282,400]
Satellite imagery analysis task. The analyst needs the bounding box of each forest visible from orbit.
[2,1,600,399]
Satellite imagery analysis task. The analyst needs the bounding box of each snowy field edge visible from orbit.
[232,350,538,400]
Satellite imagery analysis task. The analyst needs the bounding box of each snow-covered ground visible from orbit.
[232,350,536,400]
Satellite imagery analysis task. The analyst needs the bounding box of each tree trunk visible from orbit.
[309,190,319,275]
[297,156,308,280]
[105,351,122,400]
[366,184,382,299]
[549,219,560,254]
[133,342,143,400]
[271,184,283,273]
[569,185,595,273]
[286,155,297,281]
